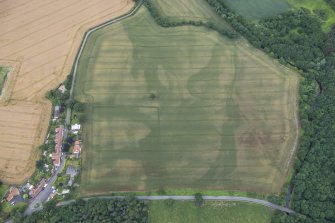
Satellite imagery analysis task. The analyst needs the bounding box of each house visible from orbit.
[58,84,66,94]
[53,106,61,119]
[52,125,64,167]
[71,124,81,134]
[30,179,46,198]
[73,140,81,158]
[71,124,81,131]
[24,183,34,191]
[61,189,70,195]
[66,165,78,186]
[6,187,20,202]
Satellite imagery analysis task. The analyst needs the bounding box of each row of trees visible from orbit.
[203,0,335,222]
[23,197,149,223]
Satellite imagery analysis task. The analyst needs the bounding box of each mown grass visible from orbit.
[75,6,298,195]
[223,0,291,19]
[288,0,335,31]
[149,200,272,223]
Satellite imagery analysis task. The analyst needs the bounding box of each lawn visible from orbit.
[288,0,335,31]
[149,200,272,223]
[0,67,8,94]
[75,6,298,195]
[223,0,291,19]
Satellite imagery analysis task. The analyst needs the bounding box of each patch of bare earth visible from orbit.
[0,0,134,184]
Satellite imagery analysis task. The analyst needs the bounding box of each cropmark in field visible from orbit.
[75,7,298,195]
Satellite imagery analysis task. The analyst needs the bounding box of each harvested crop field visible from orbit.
[223,0,291,19]
[0,0,134,184]
[76,7,299,195]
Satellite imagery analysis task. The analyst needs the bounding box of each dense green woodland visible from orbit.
[143,0,335,222]
[23,198,149,223]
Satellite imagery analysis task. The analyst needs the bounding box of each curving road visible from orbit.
[57,195,295,215]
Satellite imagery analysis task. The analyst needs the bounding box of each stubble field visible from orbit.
[76,7,299,195]
[0,0,134,184]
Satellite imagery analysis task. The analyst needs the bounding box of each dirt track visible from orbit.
[0,0,134,184]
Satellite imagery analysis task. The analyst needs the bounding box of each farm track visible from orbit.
[57,195,296,214]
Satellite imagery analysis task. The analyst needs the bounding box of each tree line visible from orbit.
[23,197,149,223]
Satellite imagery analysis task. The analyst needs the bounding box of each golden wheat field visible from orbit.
[0,0,134,184]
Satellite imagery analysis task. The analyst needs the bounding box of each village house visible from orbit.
[58,84,66,94]
[53,105,61,120]
[73,140,81,158]
[29,179,46,199]
[66,165,78,186]
[71,124,81,134]
[52,125,64,167]
[6,187,20,202]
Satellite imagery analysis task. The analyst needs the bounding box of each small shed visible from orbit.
[54,106,61,119]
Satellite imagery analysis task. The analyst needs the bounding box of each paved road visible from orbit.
[24,155,66,216]
[57,195,295,214]
[24,122,69,216]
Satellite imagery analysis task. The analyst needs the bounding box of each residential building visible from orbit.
[53,105,61,119]
[30,179,46,199]
[6,187,20,202]
[71,124,81,134]
[58,84,66,94]
[66,165,78,186]
[73,140,81,158]
[52,125,64,167]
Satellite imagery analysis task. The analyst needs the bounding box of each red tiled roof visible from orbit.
[6,187,19,201]
[73,141,81,154]
[73,145,81,154]
[52,125,63,167]
[31,179,46,198]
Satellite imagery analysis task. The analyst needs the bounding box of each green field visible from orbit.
[288,0,335,31]
[149,201,272,223]
[0,67,8,94]
[223,0,291,19]
[75,6,298,195]
[149,0,231,26]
